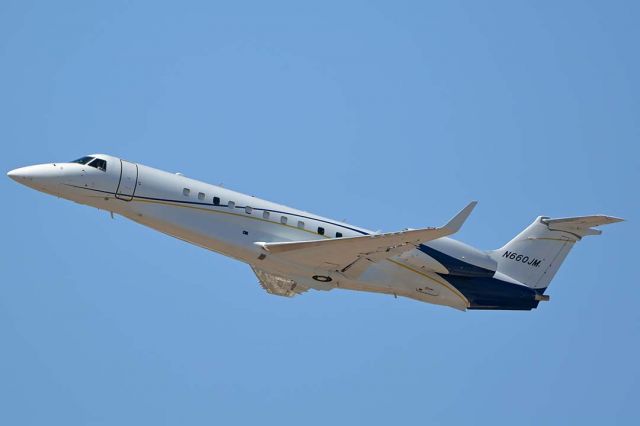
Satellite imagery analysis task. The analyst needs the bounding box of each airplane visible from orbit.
[7,154,623,311]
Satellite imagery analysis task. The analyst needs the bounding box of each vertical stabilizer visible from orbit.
[489,215,622,291]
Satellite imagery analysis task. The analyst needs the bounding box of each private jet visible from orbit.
[8,154,622,311]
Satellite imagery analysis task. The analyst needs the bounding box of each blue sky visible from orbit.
[1,1,638,424]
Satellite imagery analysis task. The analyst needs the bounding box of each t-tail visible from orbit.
[489,215,623,294]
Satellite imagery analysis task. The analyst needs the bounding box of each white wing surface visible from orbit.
[255,202,477,277]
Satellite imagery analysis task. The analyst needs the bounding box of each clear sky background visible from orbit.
[1,1,638,425]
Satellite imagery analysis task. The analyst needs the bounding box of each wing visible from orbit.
[251,266,309,297]
[255,202,477,278]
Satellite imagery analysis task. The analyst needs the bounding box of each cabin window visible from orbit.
[297,221,305,229]
[336,232,343,238]
[263,211,270,219]
[198,192,205,201]
[87,158,107,172]
[280,216,287,225]
[317,227,325,235]
[245,206,252,214]
[213,196,220,206]
[183,188,190,196]
[228,201,235,209]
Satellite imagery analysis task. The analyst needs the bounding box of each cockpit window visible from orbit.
[70,156,95,165]
[88,158,107,172]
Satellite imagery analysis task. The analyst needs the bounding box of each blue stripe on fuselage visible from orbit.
[418,244,541,310]
[442,275,540,310]
[417,244,494,278]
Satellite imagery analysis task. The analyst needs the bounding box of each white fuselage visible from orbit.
[8,154,522,311]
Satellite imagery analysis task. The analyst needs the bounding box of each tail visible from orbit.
[489,215,623,292]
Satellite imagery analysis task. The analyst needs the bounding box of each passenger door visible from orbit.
[115,159,138,201]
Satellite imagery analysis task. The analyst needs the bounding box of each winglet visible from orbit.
[443,201,477,233]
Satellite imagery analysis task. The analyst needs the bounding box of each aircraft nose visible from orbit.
[7,166,32,182]
[7,164,62,189]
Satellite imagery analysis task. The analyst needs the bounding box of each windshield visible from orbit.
[87,158,107,172]
[70,156,95,165]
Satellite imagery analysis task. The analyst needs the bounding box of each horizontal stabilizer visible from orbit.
[542,215,624,238]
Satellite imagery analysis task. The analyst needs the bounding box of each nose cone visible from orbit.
[7,164,63,191]
[7,167,29,182]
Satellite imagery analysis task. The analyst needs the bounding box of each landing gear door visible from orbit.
[115,160,138,201]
